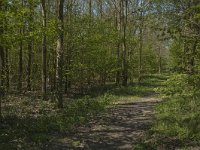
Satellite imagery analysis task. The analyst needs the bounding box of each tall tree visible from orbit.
[27,1,34,91]
[41,0,47,100]
[18,28,23,92]
[56,0,65,108]
[0,0,5,119]
[115,0,121,85]
[138,0,145,83]
[65,0,73,93]
[122,0,128,86]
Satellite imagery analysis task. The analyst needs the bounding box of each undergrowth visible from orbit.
[152,74,200,148]
[0,74,166,149]
[0,94,113,149]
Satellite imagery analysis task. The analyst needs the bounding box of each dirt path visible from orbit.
[48,96,160,150]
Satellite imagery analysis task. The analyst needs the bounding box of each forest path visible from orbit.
[48,95,160,150]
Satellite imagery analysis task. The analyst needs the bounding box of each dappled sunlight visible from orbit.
[47,97,160,150]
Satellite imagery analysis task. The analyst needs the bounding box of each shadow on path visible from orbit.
[48,96,160,150]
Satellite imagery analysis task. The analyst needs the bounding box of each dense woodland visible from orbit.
[0,0,200,149]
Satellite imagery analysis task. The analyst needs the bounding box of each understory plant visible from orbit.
[153,74,200,144]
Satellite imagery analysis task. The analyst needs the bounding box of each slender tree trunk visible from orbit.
[98,0,103,18]
[56,0,64,108]
[41,0,47,100]
[5,48,9,92]
[27,41,32,91]
[138,28,143,82]
[138,3,144,83]
[116,43,121,85]
[0,47,4,119]
[122,0,128,86]
[65,0,72,93]
[0,48,4,89]
[0,0,4,118]
[18,0,24,93]
[87,0,92,86]
[116,1,121,85]
[18,29,23,92]
[88,0,92,17]
[27,2,33,91]
[158,47,162,74]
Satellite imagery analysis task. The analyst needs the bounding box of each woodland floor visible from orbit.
[47,95,160,150]
[3,75,199,149]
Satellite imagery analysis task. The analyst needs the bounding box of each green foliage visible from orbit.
[66,16,119,86]
[155,74,200,98]
[153,74,200,144]
[168,40,184,72]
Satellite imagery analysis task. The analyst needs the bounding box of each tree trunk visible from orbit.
[27,41,32,91]
[0,47,4,119]
[18,0,24,93]
[116,43,121,85]
[88,0,92,17]
[5,48,9,92]
[115,0,121,85]
[41,0,47,100]
[98,0,103,18]
[56,0,64,108]
[138,1,144,83]
[0,0,4,118]
[158,47,162,74]
[27,2,33,91]
[65,0,73,93]
[122,0,128,86]
[18,29,23,92]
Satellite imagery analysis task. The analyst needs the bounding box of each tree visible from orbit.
[27,0,34,91]
[56,0,65,108]
[121,0,128,86]
[18,28,23,92]
[41,0,47,100]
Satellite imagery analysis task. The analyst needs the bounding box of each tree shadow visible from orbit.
[47,100,159,150]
